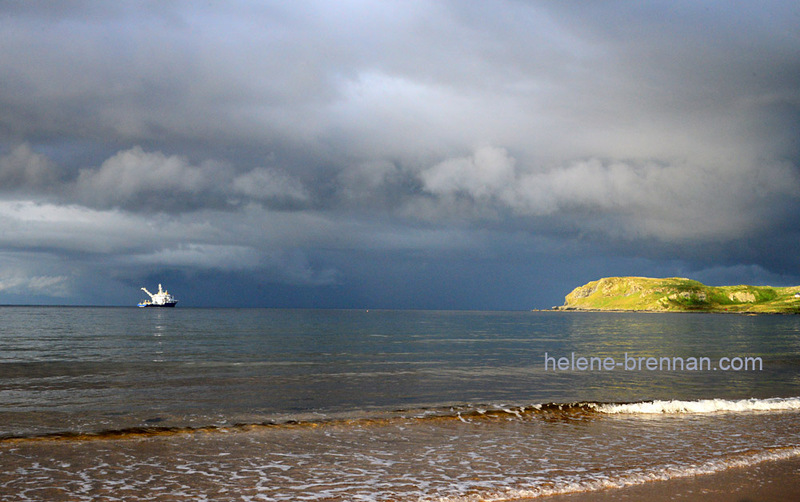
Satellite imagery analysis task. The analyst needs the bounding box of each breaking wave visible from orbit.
[3,397,798,443]
[2,397,799,502]
[592,396,800,414]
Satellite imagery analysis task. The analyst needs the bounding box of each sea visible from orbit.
[1,307,799,501]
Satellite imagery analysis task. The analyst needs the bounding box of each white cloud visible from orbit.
[417,146,800,241]
[74,146,223,209]
[0,144,59,189]
[72,146,312,212]
[231,167,309,204]
[421,146,517,201]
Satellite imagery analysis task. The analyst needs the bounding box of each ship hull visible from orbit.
[138,302,178,308]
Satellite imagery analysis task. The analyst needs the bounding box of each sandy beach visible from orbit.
[537,456,800,502]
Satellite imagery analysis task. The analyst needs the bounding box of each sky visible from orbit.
[0,1,798,309]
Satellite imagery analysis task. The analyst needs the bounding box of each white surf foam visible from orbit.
[594,397,800,415]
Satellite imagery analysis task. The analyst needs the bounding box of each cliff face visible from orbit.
[559,277,800,313]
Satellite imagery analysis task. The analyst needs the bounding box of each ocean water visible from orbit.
[1,307,799,500]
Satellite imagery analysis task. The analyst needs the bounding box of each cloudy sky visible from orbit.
[1,1,798,308]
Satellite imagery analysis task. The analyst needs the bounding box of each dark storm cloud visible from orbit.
[0,0,798,305]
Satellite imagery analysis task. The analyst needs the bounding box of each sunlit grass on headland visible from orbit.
[555,276,800,313]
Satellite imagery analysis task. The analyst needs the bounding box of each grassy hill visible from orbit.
[557,277,800,313]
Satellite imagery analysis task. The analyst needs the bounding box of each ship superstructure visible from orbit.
[138,283,178,307]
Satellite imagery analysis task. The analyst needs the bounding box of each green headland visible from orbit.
[555,276,800,313]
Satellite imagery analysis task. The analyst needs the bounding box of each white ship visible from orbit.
[138,283,178,308]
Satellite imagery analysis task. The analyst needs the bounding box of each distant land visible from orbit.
[553,277,800,313]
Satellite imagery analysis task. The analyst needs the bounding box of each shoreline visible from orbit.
[533,455,800,502]
[534,308,798,315]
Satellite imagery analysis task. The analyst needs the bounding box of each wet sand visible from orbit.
[537,456,800,501]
